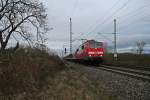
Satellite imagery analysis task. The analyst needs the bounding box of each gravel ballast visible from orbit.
[68,62,150,100]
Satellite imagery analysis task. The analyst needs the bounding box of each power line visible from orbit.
[117,13,150,31]
[116,4,150,28]
[73,0,137,47]
[71,0,79,18]
[84,0,132,38]
[94,32,113,42]
[84,0,121,34]
[73,0,121,40]
[117,3,150,20]
[100,3,150,33]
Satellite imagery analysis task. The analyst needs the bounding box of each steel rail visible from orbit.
[65,61,150,82]
[97,65,150,82]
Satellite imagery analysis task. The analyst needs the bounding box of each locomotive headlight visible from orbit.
[88,52,95,54]
[88,51,103,54]
[97,52,103,54]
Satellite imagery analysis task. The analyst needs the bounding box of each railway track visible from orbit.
[98,65,150,82]
[65,60,150,82]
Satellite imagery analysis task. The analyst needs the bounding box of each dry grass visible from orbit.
[30,69,117,100]
[0,48,117,100]
[0,47,66,96]
[103,53,150,67]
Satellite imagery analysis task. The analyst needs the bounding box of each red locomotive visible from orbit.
[73,40,104,64]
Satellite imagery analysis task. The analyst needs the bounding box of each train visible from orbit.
[72,40,105,64]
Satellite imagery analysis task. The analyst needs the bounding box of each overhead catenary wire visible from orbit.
[100,3,150,33]
[117,13,150,31]
[83,0,132,38]
[71,0,130,45]
[84,0,121,34]
[71,0,79,18]
[71,0,150,52]
[116,3,150,20]
[118,5,150,29]
[94,32,113,42]
[73,0,121,40]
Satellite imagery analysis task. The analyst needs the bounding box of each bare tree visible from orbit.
[136,41,146,54]
[0,0,49,50]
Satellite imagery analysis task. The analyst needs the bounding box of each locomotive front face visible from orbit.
[87,40,104,57]
[74,40,104,64]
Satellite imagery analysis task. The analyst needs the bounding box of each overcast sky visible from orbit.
[41,0,150,54]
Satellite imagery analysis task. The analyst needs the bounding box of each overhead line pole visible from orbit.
[114,19,117,60]
[70,18,72,55]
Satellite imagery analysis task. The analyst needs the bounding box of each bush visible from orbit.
[0,47,66,95]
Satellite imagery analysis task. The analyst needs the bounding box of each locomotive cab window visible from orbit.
[82,45,84,49]
[76,49,79,52]
[96,42,103,47]
[90,41,103,48]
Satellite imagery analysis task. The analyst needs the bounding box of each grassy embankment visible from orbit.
[0,47,65,95]
[0,47,117,100]
[103,53,150,68]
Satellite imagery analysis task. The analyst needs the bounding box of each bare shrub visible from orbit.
[0,47,66,95]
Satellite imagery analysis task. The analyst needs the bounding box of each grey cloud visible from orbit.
[41,0,150,53]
